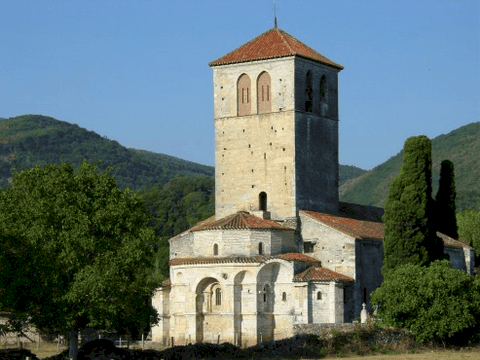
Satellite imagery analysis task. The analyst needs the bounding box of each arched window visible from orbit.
[319,74,327,116]
[257,71,271,114]
[259,191,267,211]
[304,70,313,112]
[263,284,270,302]
[215,287,222,306]
[213,243,218,255]
[282,292,287,301]
[262,284,273,312]
[237,74,251,116]
[317,291,322,300]
[259,242,264,255]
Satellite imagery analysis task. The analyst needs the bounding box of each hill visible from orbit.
[0,115,214,190]
[0,114,366,191]
[339,122,480,211]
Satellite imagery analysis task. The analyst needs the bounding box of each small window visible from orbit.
[263,284,270,302]
[215,287,222,306]
[304,242,315,253]
[317,291,322,300]
[213,243,218,255]
[259,242,264,255]
[282,292,287,301]
[259,192,267,211]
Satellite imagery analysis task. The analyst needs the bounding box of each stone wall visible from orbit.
[170,228,295,259]
[299,213,356,280]
[293,322,359,336]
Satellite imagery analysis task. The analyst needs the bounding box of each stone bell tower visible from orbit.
[209,28,343,221]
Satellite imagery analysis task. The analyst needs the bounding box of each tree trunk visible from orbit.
[69,330,79,360]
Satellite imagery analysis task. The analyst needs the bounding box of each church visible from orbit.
[151,26,474,347]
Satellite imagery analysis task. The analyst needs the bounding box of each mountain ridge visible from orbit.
[339,122,480,211]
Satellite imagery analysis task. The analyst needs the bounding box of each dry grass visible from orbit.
[0,341,68,359]
[343,348,480,360]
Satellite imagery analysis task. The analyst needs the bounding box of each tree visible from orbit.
[0,162,158,359]
[457,208,480,260]
[436,160,458,239]
[382,136,444,275]
[371,260,480,344]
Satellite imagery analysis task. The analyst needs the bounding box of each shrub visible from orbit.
[371,260,480,345]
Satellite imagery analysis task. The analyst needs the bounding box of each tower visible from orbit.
[209,28,343,220]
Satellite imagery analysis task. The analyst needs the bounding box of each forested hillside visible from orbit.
[339,122,480,210]
[0,115,214,190]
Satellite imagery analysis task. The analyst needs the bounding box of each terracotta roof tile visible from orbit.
[161,279,171,287]
[437,232,473,249]
[209,28,343,69]
[191,211,293,231]
[169,252,321,266]
[301,210,384,240]
[294,266,353,282]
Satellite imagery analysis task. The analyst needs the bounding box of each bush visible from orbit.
[371,260,480,345]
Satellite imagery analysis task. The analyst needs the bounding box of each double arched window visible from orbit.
[237,74,251,116]
[257,71,271,114]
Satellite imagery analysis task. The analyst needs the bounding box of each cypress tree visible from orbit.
[436,160,458,239]
[382,136,444,276]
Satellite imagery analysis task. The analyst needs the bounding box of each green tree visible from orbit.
[436,160,458,239]
[138,176,215,281]
[382,136,444,275]
[0,162,158,359]
[371,260,480,344]
[457,208,480,259]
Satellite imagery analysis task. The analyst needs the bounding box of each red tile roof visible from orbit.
[437,232,473,249]
[191,211,293,231]
[170,252,321,266]
[294,266,353,282]
[301,210,384,240]
[161,279,171,287]
[209,28,343,69]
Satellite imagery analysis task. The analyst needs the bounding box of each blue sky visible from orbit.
[1,0,479,170]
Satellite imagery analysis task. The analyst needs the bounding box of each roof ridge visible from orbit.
[208,28,277,67]
[277,28,295,54]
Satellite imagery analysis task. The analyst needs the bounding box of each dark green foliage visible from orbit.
[435,160,458,239]
[340,122,480,210]
[382,136,444,275]
[0,115,214,190]
[457,208,480,259]
[140,176,215,238]
[371,260,480,344]
[139,176,215,279]
[0,162,158,340]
